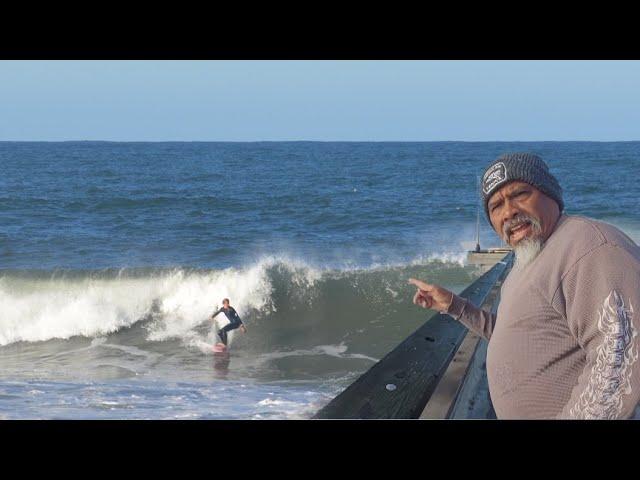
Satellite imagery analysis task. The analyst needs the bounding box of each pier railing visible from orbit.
[313,251,514,419]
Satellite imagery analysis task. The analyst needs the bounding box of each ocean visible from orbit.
[1,141,639,419]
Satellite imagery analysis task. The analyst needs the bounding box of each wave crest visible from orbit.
[0,253,470,347]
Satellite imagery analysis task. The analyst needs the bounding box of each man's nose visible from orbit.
[501,199,521,223]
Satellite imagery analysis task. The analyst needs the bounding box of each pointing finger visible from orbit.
[408,278,433,291]
[413,290,422,305]
[413,289,431,309]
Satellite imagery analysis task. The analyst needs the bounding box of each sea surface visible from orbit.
[1,141,639,419]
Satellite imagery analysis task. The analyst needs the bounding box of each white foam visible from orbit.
[146,262,274,342]
[253,343,379,364]
[0,255,334,347]
[0,261,278,346]
[0,251,470,347]
[423,251,468,266]
[320,251,469,274]
[0,276,156,345]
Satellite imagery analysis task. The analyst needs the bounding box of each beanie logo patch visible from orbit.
[482,162,507,195]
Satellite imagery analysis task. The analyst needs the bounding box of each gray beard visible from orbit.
[501,214,544,270]
[513,237,543,270]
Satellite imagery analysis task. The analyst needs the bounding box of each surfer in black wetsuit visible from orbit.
[210,298,247,346]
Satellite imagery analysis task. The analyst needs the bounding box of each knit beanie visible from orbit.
[481,152,564,221]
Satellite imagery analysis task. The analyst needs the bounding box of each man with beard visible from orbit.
[409,153,640,419]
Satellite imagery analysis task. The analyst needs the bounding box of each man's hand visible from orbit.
[408,278,454,312]
[240,325,247,334]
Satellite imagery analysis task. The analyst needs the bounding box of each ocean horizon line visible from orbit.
[2,139,640,144]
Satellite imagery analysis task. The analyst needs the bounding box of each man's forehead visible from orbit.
[488,181,536,204]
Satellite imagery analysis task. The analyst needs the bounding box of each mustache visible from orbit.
[502,214,542,240]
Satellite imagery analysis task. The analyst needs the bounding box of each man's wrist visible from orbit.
[444,292,454,312]
[438,292,454,314]
[443,294,468,320]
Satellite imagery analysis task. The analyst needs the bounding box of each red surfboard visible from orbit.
[212,342,228,353]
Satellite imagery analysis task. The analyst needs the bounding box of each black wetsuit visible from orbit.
[212,306,243,346]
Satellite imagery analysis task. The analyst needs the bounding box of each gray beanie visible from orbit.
[481,152,564,221]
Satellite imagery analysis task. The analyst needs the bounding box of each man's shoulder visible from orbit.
[557,215,638,251]
[532,215,639,301]
[546,215,640,279]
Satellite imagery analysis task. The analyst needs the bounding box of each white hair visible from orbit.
[513,236,543,270]
[501,214,544,271]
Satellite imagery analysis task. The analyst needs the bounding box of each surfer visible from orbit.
[210,298,247,346]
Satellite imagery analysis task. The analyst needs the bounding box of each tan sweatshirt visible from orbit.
[447,214,640,419]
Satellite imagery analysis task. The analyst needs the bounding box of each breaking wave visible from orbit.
[0,252,474,348]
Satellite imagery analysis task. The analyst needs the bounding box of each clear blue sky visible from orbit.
[1,60,639,141]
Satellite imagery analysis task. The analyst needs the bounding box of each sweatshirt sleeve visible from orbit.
[445,294,497,341]
[553,243,640,419]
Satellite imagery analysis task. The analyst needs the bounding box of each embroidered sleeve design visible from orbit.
[569,290,637,419]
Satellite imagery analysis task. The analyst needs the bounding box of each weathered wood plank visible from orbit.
[419,330,481,419]
[313,253,513,419]
[447,254,513,419]
[420,257,512,419]
[446,338,496,419]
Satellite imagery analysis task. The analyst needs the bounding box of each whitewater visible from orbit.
[0,254,474,419]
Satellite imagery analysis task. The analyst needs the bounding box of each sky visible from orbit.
[1,60,639,141]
